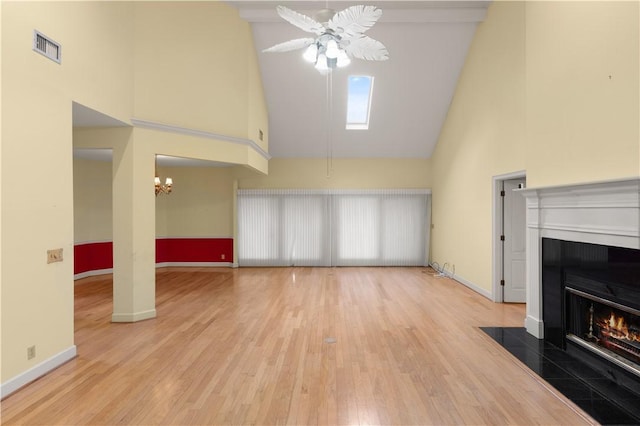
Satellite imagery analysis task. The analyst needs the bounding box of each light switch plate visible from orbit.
[47,248,63,264]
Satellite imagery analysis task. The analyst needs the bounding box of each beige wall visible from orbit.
[2,1,135,382]
[133,1,268,149]
[3,1,267,388]
[431,1,526,293]
[236,158,432,189]
[74,158,113,243]
[246,21,269,155]
[525,1,639,187]
[74,157,420,246]
[0,0,3,384]
[430,1,640,295]
[156,167,235,238]
[73,160,235,241]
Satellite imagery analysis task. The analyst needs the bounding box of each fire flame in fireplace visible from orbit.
[608,312,627,333]
[599,312,640,343]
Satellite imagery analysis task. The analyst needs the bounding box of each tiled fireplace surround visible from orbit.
[521,178,640,340]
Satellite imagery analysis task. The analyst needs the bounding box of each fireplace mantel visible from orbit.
[520,178,640,338]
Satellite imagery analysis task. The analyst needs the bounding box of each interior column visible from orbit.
[111,132,156,322]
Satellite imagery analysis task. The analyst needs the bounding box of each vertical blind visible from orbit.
[237,189,431,267]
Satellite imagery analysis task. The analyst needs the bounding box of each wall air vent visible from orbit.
[33,30,61,64]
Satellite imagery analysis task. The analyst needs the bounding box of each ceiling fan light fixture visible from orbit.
[325,39,339,59]
[263,5,388,73]
[303,43,318,62]
[337,49,351,67]
[315,53,329,72]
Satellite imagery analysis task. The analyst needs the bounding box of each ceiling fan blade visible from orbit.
[343,35,389,61]
[263,38,315,53]
[327,5,382,39]
[276,5,325,35]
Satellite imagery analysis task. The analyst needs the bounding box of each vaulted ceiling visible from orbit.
[73,1,490,165]
[229,1,490,159]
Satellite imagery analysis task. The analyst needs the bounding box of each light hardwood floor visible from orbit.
[2,267,594,425]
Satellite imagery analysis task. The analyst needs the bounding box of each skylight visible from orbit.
[346,75,374,130]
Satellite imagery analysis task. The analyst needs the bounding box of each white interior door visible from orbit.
[503,179,526,303]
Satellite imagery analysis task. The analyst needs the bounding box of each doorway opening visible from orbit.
[492,171,526,303]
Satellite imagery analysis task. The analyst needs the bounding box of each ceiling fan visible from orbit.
[263,5,389,73]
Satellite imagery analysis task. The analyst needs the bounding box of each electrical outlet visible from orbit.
[221,254,226,260]
[47,248,63,264]
[27,345,36,360]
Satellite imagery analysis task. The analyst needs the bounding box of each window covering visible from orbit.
[237,189,431,267]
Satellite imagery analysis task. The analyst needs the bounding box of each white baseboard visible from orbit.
[452,272,493,300]
[74,268,113,280]
[525,315,544,339]
[1,345,77,399]
[155,262,233,268]
[112,309,157,323]
[75,263,234,280]
[429,263,492,300]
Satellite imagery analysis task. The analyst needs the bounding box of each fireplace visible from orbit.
[566,288,640,368]
[517,179,640,420]
[521,179,640,338]
[556,248,640,402]
[566,286,640,372]
[541,238,640,394]
[521,178,640,408]
[540,238,640,397]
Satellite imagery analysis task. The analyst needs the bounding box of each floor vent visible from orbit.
[33,30,61,64]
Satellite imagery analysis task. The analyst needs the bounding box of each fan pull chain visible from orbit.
[325,0,330,177]
[326,71,333,178]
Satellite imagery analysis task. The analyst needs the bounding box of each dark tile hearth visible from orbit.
[481,327,640,425]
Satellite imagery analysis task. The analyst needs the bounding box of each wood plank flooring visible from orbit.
[1,267,594,425]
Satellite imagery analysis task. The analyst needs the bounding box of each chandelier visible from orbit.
[154,155,173,196]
